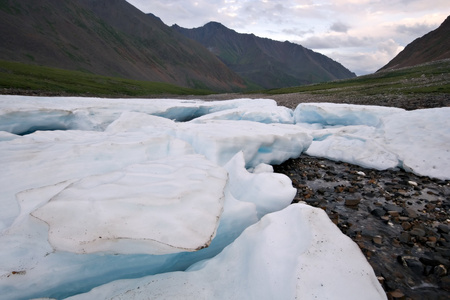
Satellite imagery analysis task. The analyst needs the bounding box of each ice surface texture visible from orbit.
[68,204,386,300]
[294,103,450,179]
[1,95,448,299]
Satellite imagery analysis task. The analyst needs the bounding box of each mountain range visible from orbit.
[0,0,245,92]
[173,22,356,89]
[379,15,450,72]
[0,0,355,92]
[0,0,448,92]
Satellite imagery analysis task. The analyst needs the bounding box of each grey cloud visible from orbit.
[330,21,349,33]
[282,27,315,37]
[395,22,437,37]
[377,39,400,56]
[325,52,385,76]
[298,35,372,49]
[242,2,288,24]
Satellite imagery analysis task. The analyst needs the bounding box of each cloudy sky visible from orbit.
[126,0,449,75]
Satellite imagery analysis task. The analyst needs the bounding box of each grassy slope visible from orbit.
[262,59,450,96]
[0,60,211,96]
[1,59,449,104]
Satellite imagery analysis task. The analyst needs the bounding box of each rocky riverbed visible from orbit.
[274,155,450,300]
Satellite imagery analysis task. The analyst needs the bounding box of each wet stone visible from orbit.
[404,208,418,218]
[371,208,386,218]
[363,191,376,198]
[373,235,383,245]
[388,290,405,300]
[384,203,403,213]
[420,256,444,267]
[400,256,424,275]
[399,232,410,244]
[401,222,412,230]
[388,211,400,217]
[442,233,450,242]
[437,224,450,233]
[441,276,450,292]
[345,196,361,207]
[435,247,450,258]
[410,227,426,237]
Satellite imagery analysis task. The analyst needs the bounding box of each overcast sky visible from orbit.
[126,0,449,75]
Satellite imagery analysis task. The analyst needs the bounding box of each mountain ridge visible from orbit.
[0,0,245,92]
[173,21,356,89]
[378,15,450,72]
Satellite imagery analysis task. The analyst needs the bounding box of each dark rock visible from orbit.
[361,228,378,238]
[438,224,450,233]
[441,276,450,291]
[305,198,320,206]
[410,227,426,237]
[363,192,375,198]
[404,207,418,218]
[424,265,434,276]
[442,233,450,242]
[399,232,411,243]
[371,208,386,218]
[384,203,403,213]
[401,256,424,275]
[420,256,441,267]
[435,247,450,258]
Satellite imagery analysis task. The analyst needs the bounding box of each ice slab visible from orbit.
[294,102,404,127]
[190,104,294,124]
[67,204,387,300]
[381,107,450,180]
[305,125,399,170]
[295,103,450,179]
[106,111,312,168]
[0,128,194,230]
[31,155,228,254]
[0,95,283,131]
[0,148,295,299]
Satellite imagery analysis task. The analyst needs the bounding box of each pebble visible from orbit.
[345,196,361,206]
[373,235,383,245]
[404,208,418,218]
[438,224,450,233]
[399,232,410,243]
[401,222,412,230]
[410,227,426,237]
[389,290,405,299]
[371,208,386,218]
[435,265,448,277]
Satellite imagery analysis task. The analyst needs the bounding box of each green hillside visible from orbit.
[0,60,211,96]
[263,59,450,96]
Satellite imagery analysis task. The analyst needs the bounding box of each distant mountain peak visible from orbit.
[204,21,225,27]
[174,22,356,89]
